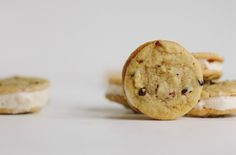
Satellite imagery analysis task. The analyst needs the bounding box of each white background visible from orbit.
[0,0,236,154]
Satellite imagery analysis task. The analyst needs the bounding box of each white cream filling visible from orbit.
[198,59,222,72]
[194,96,236,110]
[107,84,124,96]
[0,88,50,113]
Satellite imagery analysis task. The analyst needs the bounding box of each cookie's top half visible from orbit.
[201,81,236,99]
[0,76,50,95]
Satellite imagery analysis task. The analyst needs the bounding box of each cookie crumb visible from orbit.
[138,87,146,96]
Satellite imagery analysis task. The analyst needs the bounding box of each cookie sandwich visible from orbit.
[0,76,50,114]
[187,81,236,117]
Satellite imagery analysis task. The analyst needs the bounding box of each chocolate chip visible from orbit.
[130,73,135,77]
[155,41,162,47]
[138,87,146,96]
[189,91,192,93]
[156,65,161,67]
[169,91,176,97]
[155,85,159,93]
[35,81,39,84]
[198,100,200,102]
[137,59,144,64]
[176,73,179,76]
[181,88,188,95]
[198,80,204,86]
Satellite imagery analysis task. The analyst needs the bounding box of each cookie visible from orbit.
[122,40,203,120]
[0,76,50,114]
[192,52,224,80]
[187,80,236,117]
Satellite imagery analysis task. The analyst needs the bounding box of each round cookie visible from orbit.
[192,52,224,81]
[0,76,50,114]
[122,40,203,120]
[187,80,236,117]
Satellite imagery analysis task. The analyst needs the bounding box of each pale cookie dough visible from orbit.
[122,40,203,120]
[0,76,50,114]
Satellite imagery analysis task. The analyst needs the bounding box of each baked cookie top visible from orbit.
[0,76,50,95]
[201,80,236,99]
[122,40,203,120]
[192,52,224,62]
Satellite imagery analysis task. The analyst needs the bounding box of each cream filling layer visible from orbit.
[0,88,50,113]
[198,59,222,72]
[107,84,123,96]
[194,96,236,110]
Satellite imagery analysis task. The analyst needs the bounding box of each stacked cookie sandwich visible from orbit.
[105,40,236,119]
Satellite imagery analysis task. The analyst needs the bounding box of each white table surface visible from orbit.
[0,0,235,154]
